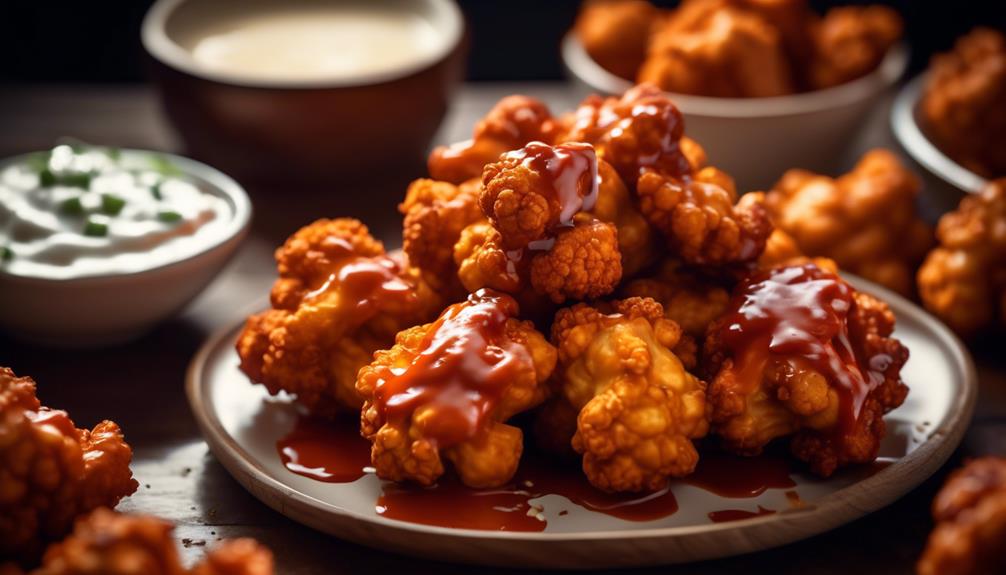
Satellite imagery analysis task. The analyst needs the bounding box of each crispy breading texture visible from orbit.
[637,167,773,265]
[703,265,908,477]
[0,368,137,563]
[917,457,1006,575]
[428,96,559,184]
[356,291,556,488]
[918,178,1006,336]
[550,298,708,492]
[766,149,933,296]
[236,218,441,416]
[576,0,661,80]
[920,28,1006,178]
[30,509,273,575]
[622,258,731,339]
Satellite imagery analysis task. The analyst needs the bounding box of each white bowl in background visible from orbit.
[561,32,908,191]
[0,151,251,347]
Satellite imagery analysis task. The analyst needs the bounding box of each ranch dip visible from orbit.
[0,145,232,279]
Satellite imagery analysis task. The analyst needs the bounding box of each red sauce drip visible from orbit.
[371,289,527,449]
[277,417,372,483]
[708,506,776,523]
[305,237,416,318]
[502,141,599,225]
[685,450,796,497]
[785,490,805,508]
[719,264,888,429]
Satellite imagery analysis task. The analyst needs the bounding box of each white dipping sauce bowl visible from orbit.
[561,33,908,190]
[0,151,251,347]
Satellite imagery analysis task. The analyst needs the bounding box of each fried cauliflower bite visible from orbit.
[917,457,1006,575]
[703,264,909,477]
[918,179,1006,336]
[637,167,773,265]
[428,96,559,184]
[575,0,661,81]
[622,258,731,339]
[30,509,273,575]
[550,298,708,492]
[765,149,933,296]
[399,177,484,294]
[236,218,441,415]
[590,160,658,276]
[806,5,902,90]
[920,28,1006,178]
[638,0,795,97]
[356,290,556,488]
[0,368,137,563]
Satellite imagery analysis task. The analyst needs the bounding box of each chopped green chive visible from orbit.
[150,182,163,200]
[39,169,56,187]
[61,172,92,189]
[100,194,126,216]
[26,152,50,173]
[59,197,85,216]
[1,246,12,262]
[150,155,182,176]
[107,147,121,161]
[83,218,108,237]
[157,210,183,223]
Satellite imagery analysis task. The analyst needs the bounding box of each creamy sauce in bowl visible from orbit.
[0,145,235,280]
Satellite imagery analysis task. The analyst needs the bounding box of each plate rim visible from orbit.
[186,275,977,561]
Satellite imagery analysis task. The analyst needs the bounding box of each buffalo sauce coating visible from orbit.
[304,237,417,319]
[370,289,528,449]
[720,264,889,429]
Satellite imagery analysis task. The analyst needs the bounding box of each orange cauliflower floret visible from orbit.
[918,179,1006,336]
[920,28,1006,178]
[529,220,623,304]
[637,167,773,265]
[428,95,560,184]
[236,218,441,415]
[639,0,795,97]
[399,177,484,295]
[0,368,137,564]
[549,298,708,492]
[590,160,658,276]
[766,149,933,296]
[807,5,902,89]
[622,258,732,339]
[703,263,908,477]
[30,509,272,575]
[575,0,660,81]
[356,290,556,488]
[917,457,1006,575]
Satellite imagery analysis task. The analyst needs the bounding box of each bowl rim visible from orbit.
[0,148,252,284]
[890,73,989,194]
[561,32,908,118]
[141,0,464,90]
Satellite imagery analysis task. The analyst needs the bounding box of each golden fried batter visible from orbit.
[0,368,137,563]
[576,0,660,80]
[550,297,708,492]
[918,179,1006,336]
[236,218,441,415]
[918,457,1006,575]
[622,258,731,339]
[920,28,1006,178]
[766,149,933,296]
[428,96,559,184]
[30,509,272,575]
[807,5,902,89]
[703,264,908,477]
[357,290,556,488]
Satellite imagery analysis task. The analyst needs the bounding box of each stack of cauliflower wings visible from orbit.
[239,83,912,494]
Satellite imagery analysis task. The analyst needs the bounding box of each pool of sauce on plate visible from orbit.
[708,506,776,523]
[685,449,796,497]
[276,416,371,483]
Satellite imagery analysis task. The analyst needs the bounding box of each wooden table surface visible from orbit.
[1,83,1004,574]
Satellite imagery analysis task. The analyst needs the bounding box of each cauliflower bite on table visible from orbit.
[917,457,1006,575]
[356,289,556,488]
[576,0,660,81]
[236,219,442,416]
[920,28,1006,178]
[548,297,707,492]
[427,95,561,184]
[0,368,137,563]
[703,263,909,477]
[560,84,772,265]
[17,508,273,575]
[918,179,1006,336]
[765,149,933,296]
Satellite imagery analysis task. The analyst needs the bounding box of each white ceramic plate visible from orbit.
[186,276,976,568]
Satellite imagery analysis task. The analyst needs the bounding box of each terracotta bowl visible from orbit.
[142,0,466,186]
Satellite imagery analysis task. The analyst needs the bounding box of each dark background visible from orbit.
[0,0,1002,85]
